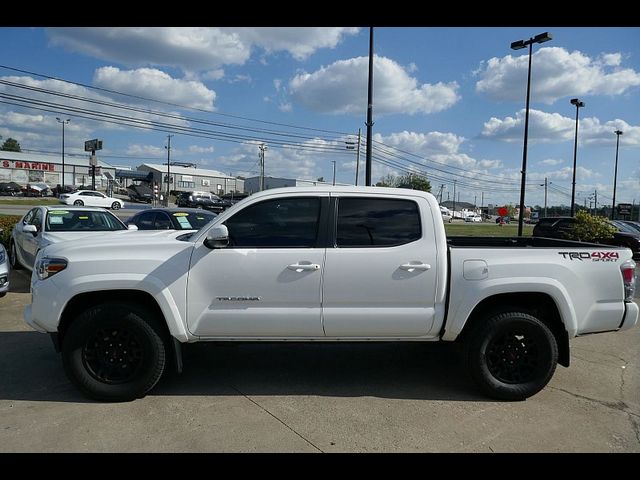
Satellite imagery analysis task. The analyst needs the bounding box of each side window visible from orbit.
[135,212,157,230]
[22,208,36,225]
[225,197,320,248]
[336,197,421,247]
[154,213,172,230]
[31,208,43,232]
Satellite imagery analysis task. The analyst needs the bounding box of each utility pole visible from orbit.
[165,134,173,206]
[332,161,336,185]
[611,130,623,220]
[56,118,70,190]
[347,129,362,185]
[452,180,457,219]
[258,143,267,191]
[365,27,374,186]
[544,177,548,218]
[437,184,445,203]
[481,192,484,218]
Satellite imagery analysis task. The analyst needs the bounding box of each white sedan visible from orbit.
[59,190,124,210]
[464,214,482,222]
[10,206,137,271]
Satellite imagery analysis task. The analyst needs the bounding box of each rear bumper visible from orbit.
[619,301,639,331]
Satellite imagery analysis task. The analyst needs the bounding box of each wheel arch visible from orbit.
[457,292,570,367]
[57,289,183,372]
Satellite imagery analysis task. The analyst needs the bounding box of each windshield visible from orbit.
[172,211,217,230]
[45,209,127,232]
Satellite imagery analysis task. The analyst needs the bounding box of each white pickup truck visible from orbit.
[24,187,638,402]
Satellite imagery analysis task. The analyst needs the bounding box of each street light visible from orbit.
[56,117,70,189]
[569,98,585,217]
[611,129,623,219]
[511,31,553,236]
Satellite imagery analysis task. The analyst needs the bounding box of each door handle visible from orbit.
[400,263,431,272]
[287,263,320,272]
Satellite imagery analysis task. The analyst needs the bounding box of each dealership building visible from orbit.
[0,150,117,188]
[136,163,244,195]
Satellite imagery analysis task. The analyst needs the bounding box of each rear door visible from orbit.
[322,195,439,337]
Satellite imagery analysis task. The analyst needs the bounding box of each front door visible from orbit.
[322,195,439,337]
[187,195,327,337]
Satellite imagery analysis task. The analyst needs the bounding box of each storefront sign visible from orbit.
[1,160,56,171]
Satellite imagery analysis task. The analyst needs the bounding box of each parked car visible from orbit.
[0,181,23,196]
[10,206,136,271]
[59,190,125,210]
[22,182,51,197]
[127,184,153,203]
[0,237,8,298]
[175,191,231,213]
[495,216,510,224]
[532,216,640,260]
[221,192,250,205]
[465,214,482,223]
[127,208,217,231]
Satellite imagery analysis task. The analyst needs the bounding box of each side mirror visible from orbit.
[127,224,139,231]
[23,224,38,235]
[204,224,229,249]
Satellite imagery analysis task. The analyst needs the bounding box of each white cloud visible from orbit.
[279,102,293,113]
[47,27,360,71]
[539,158,564,166]
[188,145,215,154]
[481,109,640,145]
[289,55,460,115]
[476,47,640,103]
[94,67,216,110]
[376,131,465,155]
[126,144,166,157]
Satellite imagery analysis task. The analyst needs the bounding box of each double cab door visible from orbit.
[186,192,438,338]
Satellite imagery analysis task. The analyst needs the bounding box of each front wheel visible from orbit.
[111,201,121,210]
[9,241,23,270]
[61,303,166,402]
[466,311,558,401]
[73,200,84,206]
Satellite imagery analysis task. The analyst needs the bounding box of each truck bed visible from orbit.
[447,236,608,249]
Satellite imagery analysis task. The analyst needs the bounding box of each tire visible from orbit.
[466,311,558,401]
[9,241,23,270]
[74,200,84,206]
[111,201,121,210]
[61,303,166,402]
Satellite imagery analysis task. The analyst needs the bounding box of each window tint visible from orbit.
[336,198,421,247]
[154,213,173,230]
[225,197,320,248]
[134,212,157,230]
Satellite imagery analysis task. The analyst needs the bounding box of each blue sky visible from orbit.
[0,26,638,209]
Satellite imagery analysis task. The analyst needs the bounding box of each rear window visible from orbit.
[45,210,127,231]
[336,198,421,247]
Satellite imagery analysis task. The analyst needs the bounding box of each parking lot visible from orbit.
[0,267,639,452]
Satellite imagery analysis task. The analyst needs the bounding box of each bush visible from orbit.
[0,215,21,249]
[567,211,616,242]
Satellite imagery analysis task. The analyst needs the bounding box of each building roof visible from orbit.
[0,150,116,168]
[139,163,234,179]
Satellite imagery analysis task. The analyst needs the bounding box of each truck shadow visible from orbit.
[0,331,492,402]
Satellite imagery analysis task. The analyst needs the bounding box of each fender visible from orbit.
[442,277,577,341]
[60,273,192,342]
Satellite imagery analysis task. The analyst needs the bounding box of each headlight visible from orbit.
[35,257,68,280]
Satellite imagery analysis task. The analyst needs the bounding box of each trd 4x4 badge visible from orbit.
[558,251,620,261]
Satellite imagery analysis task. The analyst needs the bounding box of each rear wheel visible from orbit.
[62,303,166,402]
[111,201,121,210]
[466,311,558,400]
[73,200,84,206]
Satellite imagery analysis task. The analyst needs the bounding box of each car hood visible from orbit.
[41,229,190,256]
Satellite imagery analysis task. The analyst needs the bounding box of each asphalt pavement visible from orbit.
[0,267,638,452]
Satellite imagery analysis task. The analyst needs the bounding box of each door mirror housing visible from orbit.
[204,224,229,249]
[127,224,139,231]
[23,224,38,235]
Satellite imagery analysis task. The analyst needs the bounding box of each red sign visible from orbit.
[498,207,508,217]
[1,160,56,171]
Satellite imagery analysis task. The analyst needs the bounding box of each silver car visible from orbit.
[0,240,8,298]
[10,206,137,271]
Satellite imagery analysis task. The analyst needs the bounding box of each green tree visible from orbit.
[375,174,397,187]
[1,137,21,152]
[397,173,431,192]
[567,211,616,242]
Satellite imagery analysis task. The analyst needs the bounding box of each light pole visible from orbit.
[569,98,585,217]
[258,143,268,191]
[165,134,173,206]
[611,129,623,219]
[332,161,336,186]
[56,117,70,190]
[511,31,553,236]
